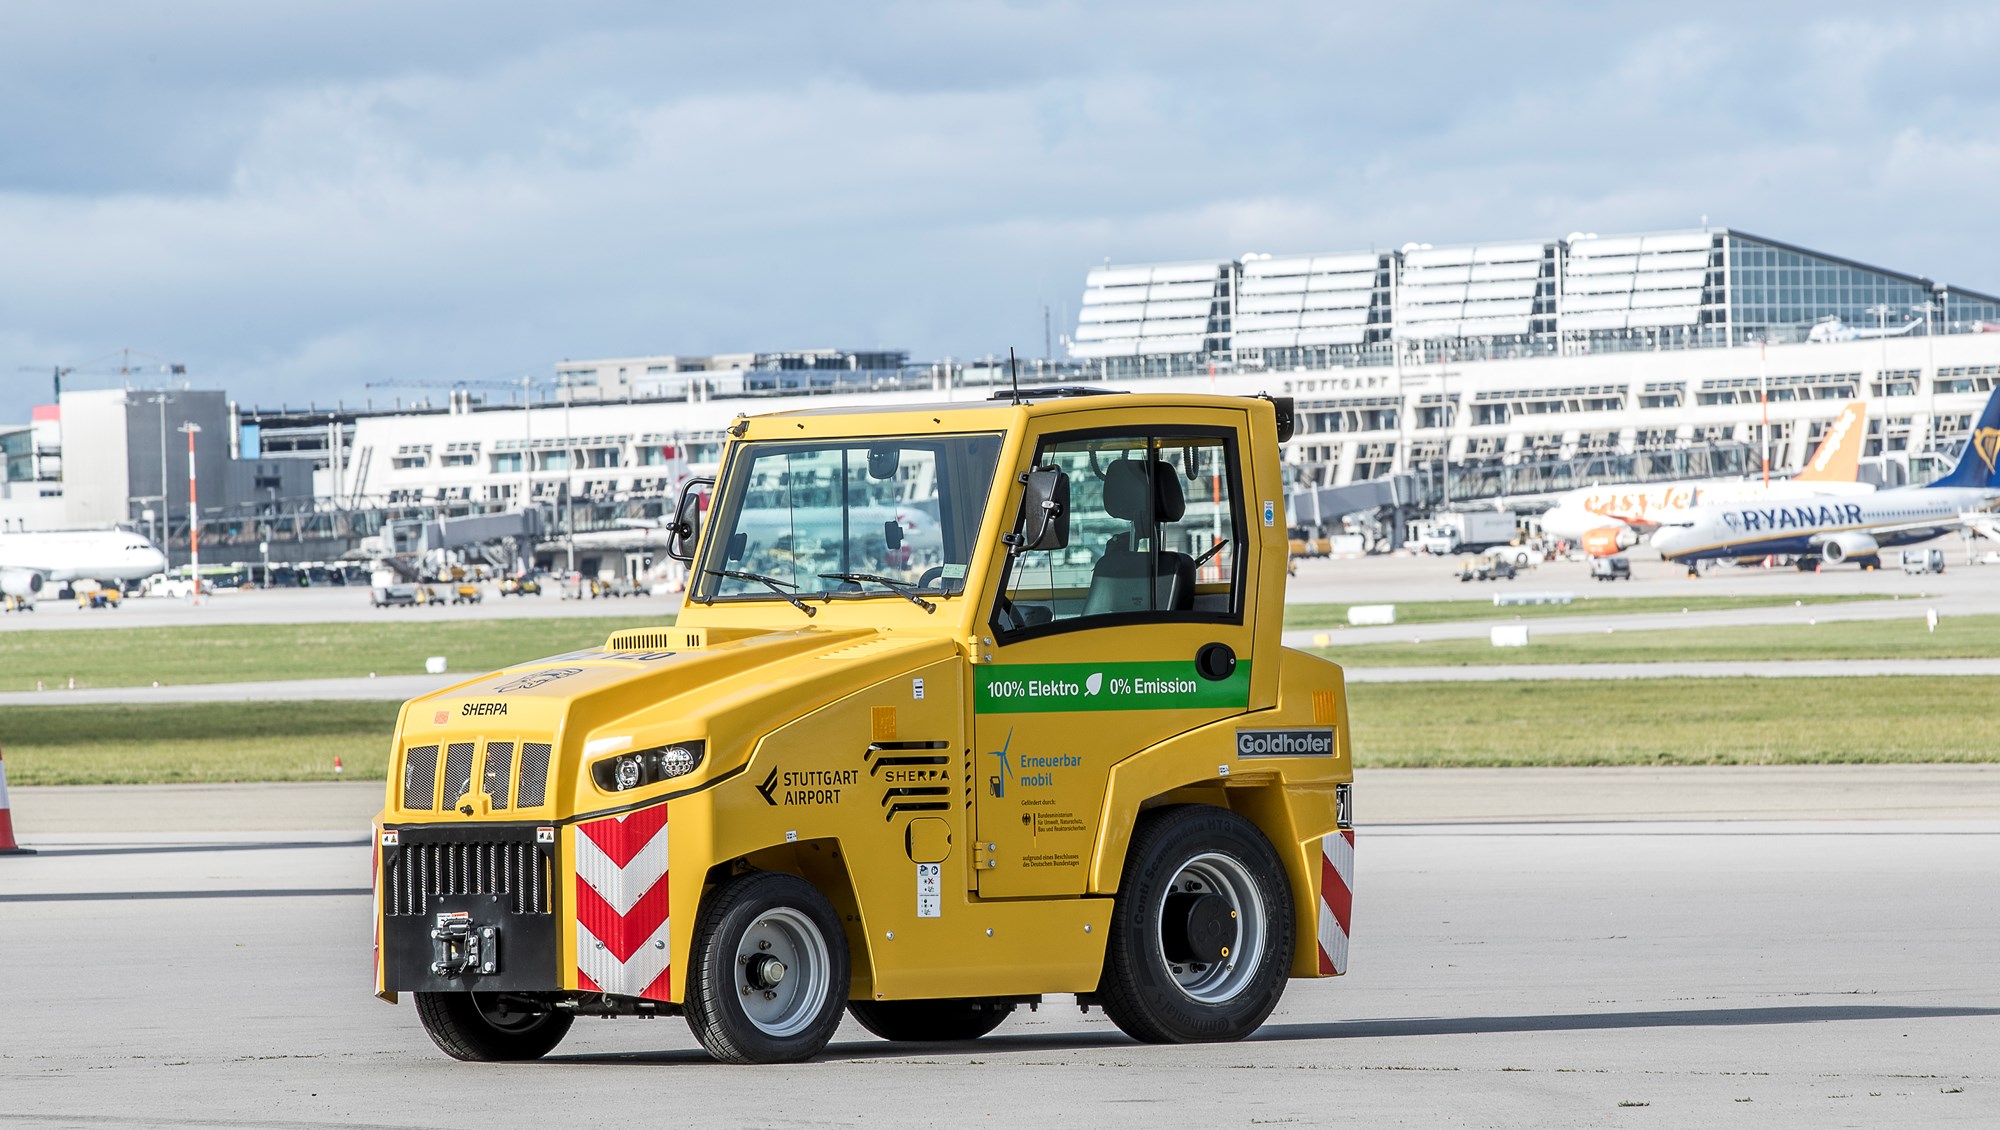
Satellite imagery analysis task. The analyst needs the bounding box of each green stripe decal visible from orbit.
[975,661,1250,714]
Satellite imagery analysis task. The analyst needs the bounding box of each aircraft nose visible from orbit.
[141,549,168,573]
[1648,526,1691,558]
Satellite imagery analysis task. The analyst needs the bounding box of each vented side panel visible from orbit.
[483,742,515,810]
[517,742,553,808]
[402,745,440,810]
[442,742,475,809]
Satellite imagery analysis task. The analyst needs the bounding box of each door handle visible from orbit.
[1195,642,1237,681]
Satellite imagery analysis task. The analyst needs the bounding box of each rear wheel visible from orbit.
[1099,805,1293,1044]
[413,991,573,1061]
[684,871,849,1064]
[847,998,1015,1042]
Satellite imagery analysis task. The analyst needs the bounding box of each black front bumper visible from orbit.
[380,822,560,993]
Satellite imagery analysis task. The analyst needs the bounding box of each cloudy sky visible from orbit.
[6,1,2000,420]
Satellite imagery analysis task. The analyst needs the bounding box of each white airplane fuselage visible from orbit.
[1540,478,1876,543]
[0,529,170,593]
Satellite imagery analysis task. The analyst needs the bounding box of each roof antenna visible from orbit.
[1008,347,1021,400]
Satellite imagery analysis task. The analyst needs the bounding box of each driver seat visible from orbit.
[1084,458,1195,616]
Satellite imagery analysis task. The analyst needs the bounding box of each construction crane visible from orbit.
[15,348,186,401]
[364,375,540,407]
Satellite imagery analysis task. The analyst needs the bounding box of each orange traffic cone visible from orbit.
[0,744,34,855]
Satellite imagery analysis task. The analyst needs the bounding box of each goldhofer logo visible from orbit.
[1236,729,1334,757]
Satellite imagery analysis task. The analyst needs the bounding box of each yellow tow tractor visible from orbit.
[76,584,123,610]
[373,389,1357,1064]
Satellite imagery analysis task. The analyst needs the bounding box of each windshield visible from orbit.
[694,433,1005,603]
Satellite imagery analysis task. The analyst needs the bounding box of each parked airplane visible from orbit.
[1540,401,1873,556]
[1650,386,2000,568]
[0,528,169,598]
[1806,316,1922,343]
[569,505,943,575]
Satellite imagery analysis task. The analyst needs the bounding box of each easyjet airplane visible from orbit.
[1539,401,1873,556]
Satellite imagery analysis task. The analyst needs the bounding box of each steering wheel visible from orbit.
[916,565,945,592]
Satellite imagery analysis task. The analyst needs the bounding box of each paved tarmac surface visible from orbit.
[1340,658,2000,682]
[2,794,1994,1127]
[0,586,682,632]
[10,654,1999,708]
[6,552,1994,638]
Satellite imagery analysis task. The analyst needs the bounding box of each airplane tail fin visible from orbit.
[1792,401,1866,482]
[1928,384,2000,489]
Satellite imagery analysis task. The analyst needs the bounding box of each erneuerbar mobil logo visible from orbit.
[1236,728,1335,758]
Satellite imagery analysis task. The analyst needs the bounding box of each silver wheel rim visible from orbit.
[733,906,831,1038]
[1156,851,1265,1004]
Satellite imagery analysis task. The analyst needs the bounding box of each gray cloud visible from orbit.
[5,2,2000,420]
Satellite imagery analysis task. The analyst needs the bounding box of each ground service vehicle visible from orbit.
[1457,555,1517,582]
[1416,511,1518,557]
[1901,548,1946,575]
[1589,557,1632,582]
[373,391,1357,1064]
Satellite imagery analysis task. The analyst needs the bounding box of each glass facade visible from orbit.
[1071,228,2000,365]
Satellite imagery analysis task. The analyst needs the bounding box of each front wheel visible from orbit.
[684,871,850,1064]
[848,998,1015,1042]
[1098,805,1294,1044]
[413,991,573,1061]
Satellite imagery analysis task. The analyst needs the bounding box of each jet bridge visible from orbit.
[1286,473,1418,553]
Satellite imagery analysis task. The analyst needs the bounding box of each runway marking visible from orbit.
[25,838,367,858]
[0,887,370,903]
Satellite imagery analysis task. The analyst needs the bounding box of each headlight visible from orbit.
[592,741,706,793]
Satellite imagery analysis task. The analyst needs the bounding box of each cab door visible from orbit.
[970,409,1270,898]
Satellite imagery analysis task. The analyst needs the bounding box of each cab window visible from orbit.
[994,428,1243,638]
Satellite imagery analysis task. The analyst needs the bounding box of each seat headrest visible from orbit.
[1102,458,1186,523]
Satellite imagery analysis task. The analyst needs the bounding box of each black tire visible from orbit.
[684,871,850,1064]
[412,991,573,1061]
[1099,805,1294,1044]
[847,998,1014,1043]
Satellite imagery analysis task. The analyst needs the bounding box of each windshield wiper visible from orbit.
[705,569,816,617]
[818,572,936,614]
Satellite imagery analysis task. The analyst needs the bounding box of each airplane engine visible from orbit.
[1820,532,1880,564]
[0,567,45,597]
[1581,526,1638,557]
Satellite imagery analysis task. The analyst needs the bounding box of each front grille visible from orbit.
[442,743,475,808]
[517,742,553,808]
[402,745,439,810]
[399,737,553,812]
[383,838,551,917]
[482,742,515,810]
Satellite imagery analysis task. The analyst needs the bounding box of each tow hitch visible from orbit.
[431,912,499,977]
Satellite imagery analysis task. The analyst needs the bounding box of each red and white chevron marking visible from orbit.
[574,805,672,1000]
[1317,828,1355,975]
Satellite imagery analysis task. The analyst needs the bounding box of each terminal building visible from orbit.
[6,226,1999,571]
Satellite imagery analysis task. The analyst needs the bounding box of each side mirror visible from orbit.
[883,519,903,551]
[666,477,714,563]
[1006,466,1069,554]
[867,446,902,480]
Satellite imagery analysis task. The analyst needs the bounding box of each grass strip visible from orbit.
[1315,613,2000,667]
[0,615,671,690]
[1284,592,1881,628]
[3,701,402,786]
[6,676,1996,785]
[1348,677,2000,766]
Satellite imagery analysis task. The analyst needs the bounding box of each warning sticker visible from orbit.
[916,862,942,918]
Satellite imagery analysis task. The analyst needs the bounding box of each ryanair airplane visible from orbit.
[1650,386,2000,569]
